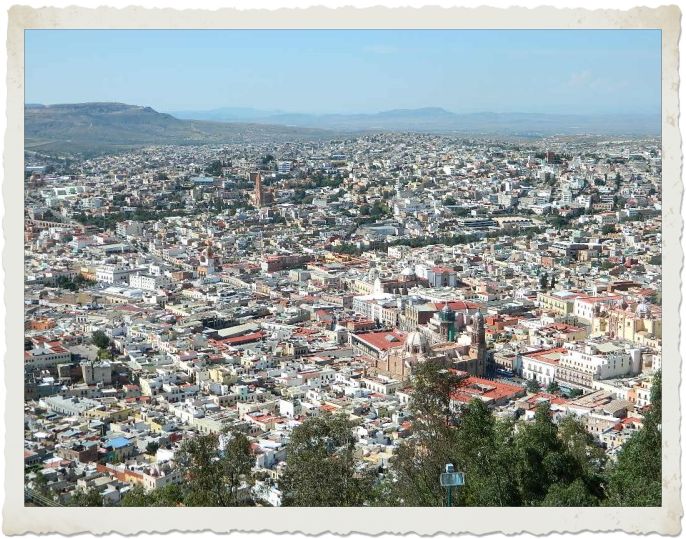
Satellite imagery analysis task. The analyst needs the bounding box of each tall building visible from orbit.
[251,171,263,208]
[468,311,487,376]
[198,242,216,276]
[250,171,274,208]
[439,303,457,341]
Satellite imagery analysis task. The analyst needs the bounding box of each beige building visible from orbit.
[537,290,583,316]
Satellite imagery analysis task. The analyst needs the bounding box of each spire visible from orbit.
[472,311,485,348]
[252,171,263,208]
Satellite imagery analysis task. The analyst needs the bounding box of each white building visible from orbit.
[573,295,622,323]
[96,265,141,285]
[560,342,634,384]
[521,348,564,388]
[25,342,72,371]
[129,273,171,291]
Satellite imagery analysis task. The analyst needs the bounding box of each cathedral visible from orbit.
[197,242,217,277]
[375,310,488,381]
[250,171,274,208]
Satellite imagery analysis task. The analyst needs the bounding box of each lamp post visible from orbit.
[440,463,465,507]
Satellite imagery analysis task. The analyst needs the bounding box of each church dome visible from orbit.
[405,331,429,355]
[636,301,651,318]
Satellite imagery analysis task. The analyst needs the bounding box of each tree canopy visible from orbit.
[605,370,662,506]
[175,430,254,507]
[116,366,662,508]
[91,330,110,350]
[279,414,374,506]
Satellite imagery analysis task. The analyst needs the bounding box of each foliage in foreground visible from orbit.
[96,365,661,507]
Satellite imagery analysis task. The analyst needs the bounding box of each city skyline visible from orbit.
[26,29,661,115]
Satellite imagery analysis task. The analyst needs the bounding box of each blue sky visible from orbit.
[25,29,661,115]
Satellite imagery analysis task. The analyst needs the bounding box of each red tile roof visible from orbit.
[522,347,566,365]
[433,301,480,311]
[223,331,265,345]
[451,376,525,404]
[354,330,407,351]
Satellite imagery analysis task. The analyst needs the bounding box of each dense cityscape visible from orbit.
[23,130,662,507]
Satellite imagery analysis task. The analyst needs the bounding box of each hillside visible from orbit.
[170,106,661,137]
[24,103,333,156]
[25,102,661,157]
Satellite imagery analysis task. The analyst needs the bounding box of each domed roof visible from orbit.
[636,301,651,318]
[405,331,429,354]
[401,266,415,276]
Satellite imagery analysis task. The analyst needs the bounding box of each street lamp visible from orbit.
[439,463,465,507]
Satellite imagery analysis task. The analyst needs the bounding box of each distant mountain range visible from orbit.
[170,106,661,137]
[24,102,331,156]
[25,102,660,156]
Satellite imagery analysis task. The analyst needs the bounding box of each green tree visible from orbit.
[386,366,609,508]
[606,371,662,506]
[546,381,560,394]
[538,273,549,290]
[91,330,110,350]
[204,160,223,176]
[410,361,462,428]
[279,414,373,507]
[542,479,600,507]
[97,348,114,360]
[31,470,52,499]
[383,362,462,506]
[512,404,605,506]
[513,403,564,504]
[69,488,103,507]
[547,214,570,229]
[145,441,160,456]
[455,400,520,506]
[557,415,606,502]
[176,430,254,507]
[120,484,151,506]
[526,378,541,394]
[384,425,452,506]
[121,484,183,507]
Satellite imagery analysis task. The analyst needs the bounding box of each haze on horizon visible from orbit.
[26,29,661,116]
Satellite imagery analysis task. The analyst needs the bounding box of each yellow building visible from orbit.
[84,405,133,423]
[537,290,583,316]
[208,366,237,385]
[603,302,662,347]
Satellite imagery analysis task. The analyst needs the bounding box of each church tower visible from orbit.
[251,171,264,208]
[439,303,457,341]
[471,311,486,348]
[198,241,215,276]
[468,311,487,376]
